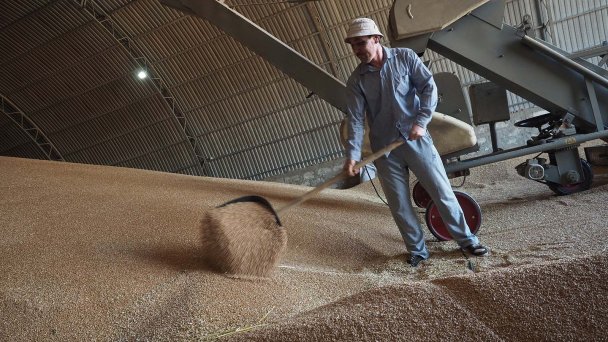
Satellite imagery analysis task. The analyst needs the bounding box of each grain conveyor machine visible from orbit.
[389,0,608,195]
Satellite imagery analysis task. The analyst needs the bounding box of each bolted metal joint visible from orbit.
[563,170,581,184]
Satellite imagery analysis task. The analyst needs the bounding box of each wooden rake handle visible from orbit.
[276,139,405,215]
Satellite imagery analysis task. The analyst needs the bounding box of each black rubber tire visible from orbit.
[548,159,593,196]
[514,113,555,128]
[412,181,432,208]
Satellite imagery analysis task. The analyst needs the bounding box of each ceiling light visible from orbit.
[136,69,148,79]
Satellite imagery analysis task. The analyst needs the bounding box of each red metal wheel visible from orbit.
[412,181,432,208]
[424,191,482,241]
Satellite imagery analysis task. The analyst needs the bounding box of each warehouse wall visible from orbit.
[264,107,540,187]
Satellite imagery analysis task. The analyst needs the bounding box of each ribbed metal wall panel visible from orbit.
[31,76,158,133]
[116,140,198,173]
[104,0,359,179]
[0,109,48,160]
[98,0,134,14]
[170,56,283,110]
[210,124,343,179]
[504,0,537,26]
[209,121,342,179]
[201,98,339,159]
[65,118,185,165]
[315,0,393,26]
[0,119,31,153]
[136,16,222,63]
[109,0,182,37]
[176,165,202,175]
[0,0,52,29]
[190,76,298,132]
[256,5,316,43]
[153,35,254,88]
[1,141,49,160]
[0,0,88,65]
[0,22,116,95]
[251,123,343,180]
[9,45,136,113]
[550,0,608,53]
[290,34,329,65]
[230,1,292,22]
[52,94,173,154]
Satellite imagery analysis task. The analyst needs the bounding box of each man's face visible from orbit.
[348,36,378,63]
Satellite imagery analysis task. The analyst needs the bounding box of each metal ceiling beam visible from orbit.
[161,0,347,114]
[1,95,64,161]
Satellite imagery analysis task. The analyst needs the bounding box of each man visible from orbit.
[343,17,488,267]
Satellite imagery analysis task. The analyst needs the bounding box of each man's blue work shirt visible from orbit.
[345,47,438,161]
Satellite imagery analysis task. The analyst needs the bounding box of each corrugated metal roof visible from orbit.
[14,46,133,112]
[31,75,158,133]
[111,0,183,36]
[0,22,116,95]
[0,0,88,65]
[0,117,32,154]
[137,17,226,64]
[1,0,606,180]
[98,0,134,14]
[2,140,49,160]
[52,94,174,153]
[0,0,52,29]
[228,0,292,22]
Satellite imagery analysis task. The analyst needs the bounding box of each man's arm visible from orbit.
[408,123,426,141]
[344,76,366,176]
[407,49,438,132]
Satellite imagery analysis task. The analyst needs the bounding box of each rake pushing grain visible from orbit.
[201,197,286,278]
[201,140,405,277]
